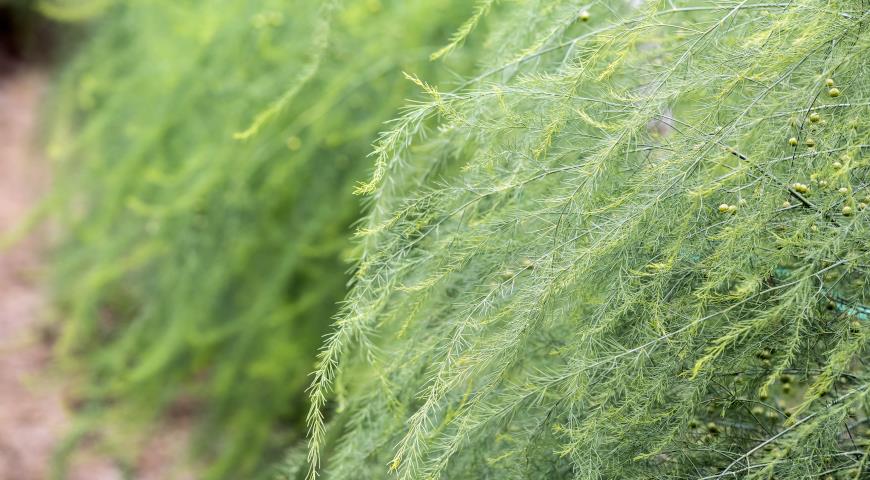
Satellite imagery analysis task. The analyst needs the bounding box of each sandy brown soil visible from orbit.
[0,67,195,480]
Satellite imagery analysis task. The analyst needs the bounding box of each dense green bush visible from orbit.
[45,0,473,477]
[305,1,870,479]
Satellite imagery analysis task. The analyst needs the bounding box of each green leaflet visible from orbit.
[306,1,870,479]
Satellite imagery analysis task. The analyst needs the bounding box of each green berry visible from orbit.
[828,87,840,97]
[809,112,821,123]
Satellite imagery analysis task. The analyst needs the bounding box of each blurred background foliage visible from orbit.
[43,0,474,477]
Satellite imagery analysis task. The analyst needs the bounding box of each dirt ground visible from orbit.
[0,67,194,480]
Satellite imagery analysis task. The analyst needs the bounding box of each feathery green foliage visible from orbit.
[45,0,473,477]
[305,1,870,478]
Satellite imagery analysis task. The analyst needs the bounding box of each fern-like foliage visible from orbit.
[306,1,870,479]
[45,0,473,477]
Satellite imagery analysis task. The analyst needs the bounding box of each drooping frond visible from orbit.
[44,0,476,477]
[307,1,870,478]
